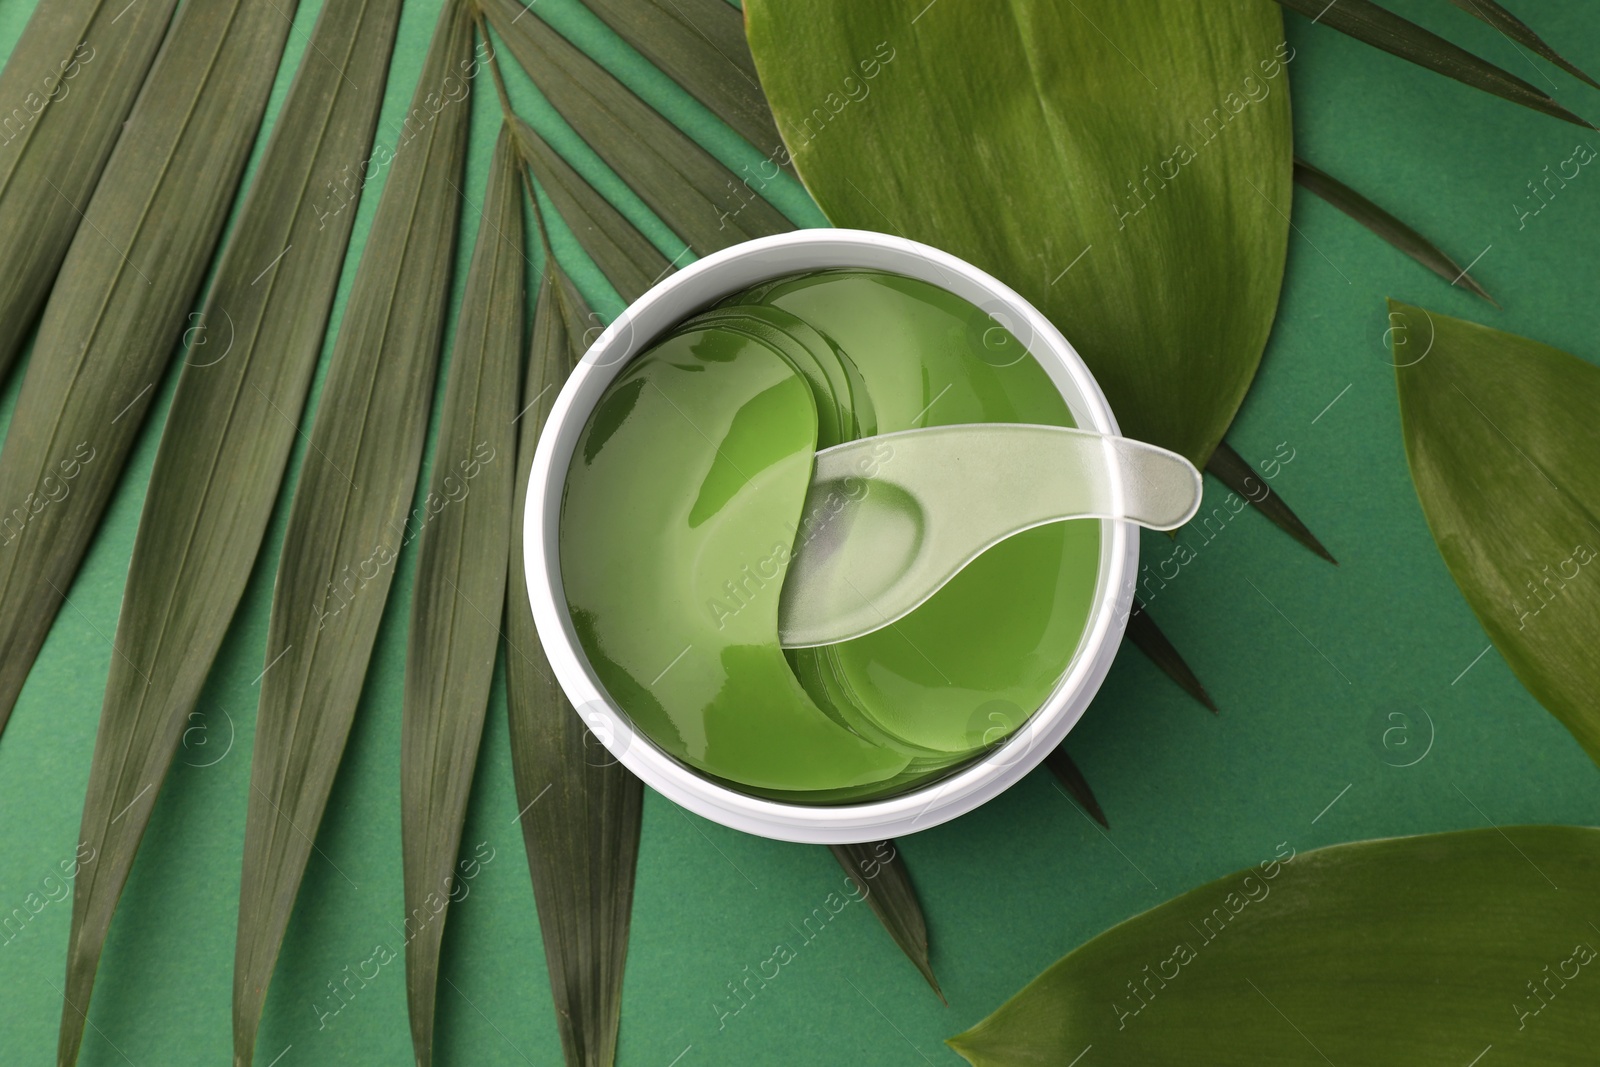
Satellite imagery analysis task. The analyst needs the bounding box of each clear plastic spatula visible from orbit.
[777,423,1203,649]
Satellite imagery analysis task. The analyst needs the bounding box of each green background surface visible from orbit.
[2,1,1598,1064]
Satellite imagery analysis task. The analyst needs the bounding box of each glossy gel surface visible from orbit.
[559,270,1100,799]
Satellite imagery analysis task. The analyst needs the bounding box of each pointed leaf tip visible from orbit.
[1043,748,1109,827]
[1445,0,1600,92]
[1392,302,1600,767]
[1206,440,1337,565]
[1276,0,1593,128]
[951,828,1600,1063]
[1293,157,1495,306]
[831,841,943,1000]
[1125,602,1218,713]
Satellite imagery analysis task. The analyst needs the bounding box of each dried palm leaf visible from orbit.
[57,2,403,1063]
[232,3,475,1061]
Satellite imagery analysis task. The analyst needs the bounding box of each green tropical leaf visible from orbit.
[579,0,796,175]
[0,0,180,383]
[400,122,525,1067]
[56,1,404,1063]
[1274,0,1591,127]
[950,827,1600,1065]
[1391,302,1600,766]
[484,0,793,252]
[1294,156,1493,305]
[1125,602,1217,714]
[1042,748,1109,828]
[1445,0,1599,91]
[1205,439,1336,564]
[232,4,476,1061]
[505,244,644,1067]
[513,117,671,302]
[0,0,298,736]
[745,0,1293,468]
[831,841,942,999]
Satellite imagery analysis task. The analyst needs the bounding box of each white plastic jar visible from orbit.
[524,229,1137,843]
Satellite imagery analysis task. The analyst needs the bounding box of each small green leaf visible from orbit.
[1294,156,1494,305]
[831,841,943,1000]
[484,0,793,252]
[950,827,1600,1065]
[579,0,795,174]
[400,123,525,1067]
[57,2,404,1063]
[1205,438,1337,564]
[232,4,475,1062]
[1042,748,1109,828]
[1125,601,1217,714]
[0,0,298,735]
[1392,301,1600,766]
[1275,0,1592,127]
[505,249,644,1067]
[0,0,180,383]
[746,0,1293,468]
[1445,0,1600,91]
[513,117,672,303]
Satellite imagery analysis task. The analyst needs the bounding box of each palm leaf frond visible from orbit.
[513,117,672,302]
[58,2,404,1063]
[580,0,796,175]
[400,121,526,1067]
[505,241,644,1067]
[0,0,300,743]
[232,3,475,1061]
[484,0,792,251]
[0,0,180,384]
